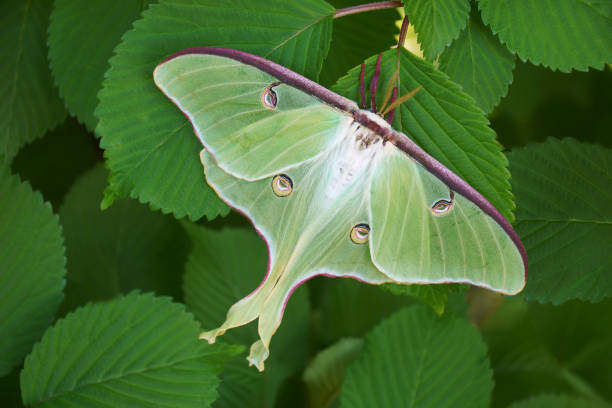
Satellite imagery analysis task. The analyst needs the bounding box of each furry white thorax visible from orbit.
[322,120,384,202]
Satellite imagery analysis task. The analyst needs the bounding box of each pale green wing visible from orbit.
[153,54,352,180]
[154,48,526,373]
[369,145,525,294]
[200,138,391,370]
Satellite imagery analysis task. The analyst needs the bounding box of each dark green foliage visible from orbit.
[312,277,412,345]
[0,369,22,408]
[11,117,99,209]
[0,163,66,376]
[492,61,612,149]
[0,0,66,161]
[48,0,155,131]
[1,0,610,406]
[60,165,190,312]
[95,0,334,220]
[21,292,242,407]
[482,297,612,407]
[508,139,611,304]
[404,0,470,61]
[303,338,364,408]
[340,306,494,407]
[319,0,400,87]
[183,223,311,408]
[477,0,611,72]
[509,394,608,408]
[382,282,468,315]
[439,7,515,114]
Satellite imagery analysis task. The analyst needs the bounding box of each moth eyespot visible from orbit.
[431,199,453,216]
[262,85,278,109]
[350,223,370,244]
[271,174,293,197]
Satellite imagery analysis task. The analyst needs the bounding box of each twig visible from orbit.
[334,1,402,19]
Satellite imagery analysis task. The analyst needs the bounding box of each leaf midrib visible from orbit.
[28,352,213,407]
[574,0,612,21]
[6,0,31,141]
[264,12,331,58]
[407,320,435,406]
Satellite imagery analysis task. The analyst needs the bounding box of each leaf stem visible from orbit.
[334,1,402,19]
[397,15,410,49]
[559,368,611,407]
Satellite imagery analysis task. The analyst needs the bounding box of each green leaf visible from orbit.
[382,283,467,315]
[477,0,612,72]
[11,118,99,210]
[182,223,310,408]
[0,0,66,161]
[403,0,470,61]
[339,306,493,407]
[21,292,242,407]
[482,297,612,406]
[96,0,334,220]
[59,164,190,312]
[320,0,400,87]
[0,163,65,376]
[303,338,363,408]
[509,394,607,408]
[313,278,411,345]
[48,0,153,131]
[439,10,515,114]
[507,139,612,304]
[333,49,514,221]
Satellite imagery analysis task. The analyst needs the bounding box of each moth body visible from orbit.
[153,47,528,372]
[323,121,382,204]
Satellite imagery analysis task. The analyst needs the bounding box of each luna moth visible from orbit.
[153,47,527,371]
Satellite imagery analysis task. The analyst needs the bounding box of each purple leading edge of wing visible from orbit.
[161,47,360,114]
[159,47,528,277]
